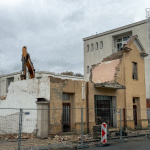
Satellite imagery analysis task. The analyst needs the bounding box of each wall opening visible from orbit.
[94,95,114,127]
[132,62,138,80]
[6,77,14,93]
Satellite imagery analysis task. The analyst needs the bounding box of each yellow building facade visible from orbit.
[48,36,148,134]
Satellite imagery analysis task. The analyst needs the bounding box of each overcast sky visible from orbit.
[0,0,149,75]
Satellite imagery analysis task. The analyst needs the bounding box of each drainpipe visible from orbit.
[123,59,127,128]
[86,82,89,133]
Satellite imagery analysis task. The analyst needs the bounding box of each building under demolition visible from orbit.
[0,35,149,137]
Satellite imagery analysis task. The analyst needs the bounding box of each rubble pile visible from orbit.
[0,133,35,140]
[92,125,109,139]
[126,129,150,136]
[0,133,18,140]
[93,125,101,139]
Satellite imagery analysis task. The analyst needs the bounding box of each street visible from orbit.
[86,136,150,150]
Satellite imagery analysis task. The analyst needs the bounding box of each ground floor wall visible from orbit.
[49,77,87,134]
[48,80,148,135]
[88,82,148,130]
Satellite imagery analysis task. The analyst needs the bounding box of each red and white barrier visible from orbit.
[101,122,107,143]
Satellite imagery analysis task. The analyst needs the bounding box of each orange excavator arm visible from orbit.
[21,46,35,80]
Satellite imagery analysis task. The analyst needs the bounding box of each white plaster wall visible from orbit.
[0,77,50,134]
[0,73,21,97]
[0,71,83,97]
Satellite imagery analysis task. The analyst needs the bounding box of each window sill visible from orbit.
[132,79,138,81]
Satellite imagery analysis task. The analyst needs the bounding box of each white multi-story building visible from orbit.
[83,19,150,99]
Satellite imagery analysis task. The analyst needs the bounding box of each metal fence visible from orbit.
[0,108,20,150]
[0,108,150,150]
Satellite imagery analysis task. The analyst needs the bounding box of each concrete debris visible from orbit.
[0,129,149,141]
[102,50,125,62]
[126,129,150,136]
[94,82,126,89]
[0,130,150,149]
[84,134,92,140]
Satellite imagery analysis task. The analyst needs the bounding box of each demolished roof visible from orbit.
[91,59,124,89]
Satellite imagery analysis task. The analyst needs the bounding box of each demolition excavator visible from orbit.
[20,46,35,80]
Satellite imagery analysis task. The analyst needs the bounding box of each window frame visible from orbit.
[100,41,103,49]
[117,36,130,51]
[96,42,98,50]
[87,66,89,73]
[91,43,94,51]
[87,44,89,52]
[132,62,138,80]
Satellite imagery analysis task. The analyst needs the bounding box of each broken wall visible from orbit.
[92,59,121,83]
[0,77,50,134]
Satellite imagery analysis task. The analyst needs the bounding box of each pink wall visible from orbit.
[92,59,120,83]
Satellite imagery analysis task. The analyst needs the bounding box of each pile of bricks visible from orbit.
[93,125,101,139]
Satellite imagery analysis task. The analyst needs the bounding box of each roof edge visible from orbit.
[83,19,147,41]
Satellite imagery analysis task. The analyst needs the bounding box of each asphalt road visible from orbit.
[85,136,150,150]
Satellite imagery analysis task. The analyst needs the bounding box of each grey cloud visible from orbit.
[0,0,149,75]
[63,8,85,23]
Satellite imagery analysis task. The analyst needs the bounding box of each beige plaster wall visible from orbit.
[49,77,87,134]
[88,39,148,130]
[121,42,148,128]
[92,59,120,83]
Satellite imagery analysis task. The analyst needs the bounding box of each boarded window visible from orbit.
[63,93,70,101]
[132,62,138,79]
